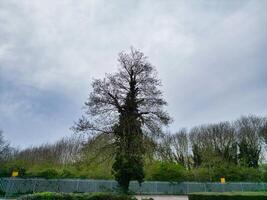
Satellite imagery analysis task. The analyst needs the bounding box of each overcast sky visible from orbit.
[1,0,267,148]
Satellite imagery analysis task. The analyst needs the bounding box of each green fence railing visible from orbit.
[1,178,267,197]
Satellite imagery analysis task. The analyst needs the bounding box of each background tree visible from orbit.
[260,117,267,149]
[17,135,83,166]
[235,116,263,167]
[189,122,238,168]
[74,48,171,192]
[156,133,175,163]
[0,130,12,163]
[171,129,191,168]
[156,129,191,169]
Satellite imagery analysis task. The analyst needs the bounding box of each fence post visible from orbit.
[33,179,36,193]
[94,181,97,192]
[109,181,112,192]
[76,180,79,192]
[240,182,243,192]
[261,182,265,191]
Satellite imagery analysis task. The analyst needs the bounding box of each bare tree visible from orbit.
[156,132,175,163]
[74,48,171,192]
[260,117,267,147]
[0,130,13,162]
[172,129,191,168]
[209,122,238,164]
[235,115,263,167]
[155,129,191,169]
[189,126,212,167]
[17,134,83,166]
[189,122,238,167]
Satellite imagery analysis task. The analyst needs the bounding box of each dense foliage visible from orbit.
[2,159,267,183]
[18,192,137,200]
[189,192,267,200]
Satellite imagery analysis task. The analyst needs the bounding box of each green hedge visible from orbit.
[18,192,137,200]
[1,160,267,182]
[145,161,185,181]
[0,188,5,196]
[189,192,267,200]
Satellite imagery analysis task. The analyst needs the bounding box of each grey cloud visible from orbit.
[0,0,267,147]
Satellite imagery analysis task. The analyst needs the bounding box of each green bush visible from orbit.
[185,165,263,182]
[60,169,75,178]
[146,161,185,181]
[187,168,213,182]
[89,193,136,200]
[1,158,266,181]
[0,188,5,196]
[18,192,137,200]
[35,169,59,179]
[212,165,262,182]
[0,167,8,177]
[189,192,267,200]
[18,192,71,200]
[0,161,26,177]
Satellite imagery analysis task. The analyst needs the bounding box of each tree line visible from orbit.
[1,115,267,180]
[157,115,267,169]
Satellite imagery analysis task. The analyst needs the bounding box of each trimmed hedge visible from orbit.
[18,192,137,200]
[189,192,267,200]
[0,188,5,196]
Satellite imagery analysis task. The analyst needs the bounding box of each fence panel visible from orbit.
[1,178,267,197]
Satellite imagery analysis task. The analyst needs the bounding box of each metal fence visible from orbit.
[1,178,267,196]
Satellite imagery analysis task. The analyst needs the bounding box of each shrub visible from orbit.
[36,169,59,179]
[185,165,263,182]
[188,168,213,182]
[60,169,75,178]
[18,192,69,200]
[189,192,267,200]
[212,165,262,182]
[261,164,267,181]
[89,193,136,200]
[146,161,185,181]
[0,167,8,177]
[0,188,5,196]
[18,192,137,200]
[0,161,26,177]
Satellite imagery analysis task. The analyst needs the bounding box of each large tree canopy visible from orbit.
[74,48,170,136]
[74,48,171,192]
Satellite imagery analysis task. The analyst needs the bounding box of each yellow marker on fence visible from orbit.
[12,171,19,177]
[220,177,225,184]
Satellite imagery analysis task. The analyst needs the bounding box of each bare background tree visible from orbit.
[172,129,191,168]
[155,129,191,169]
[0,130,13,163]
[16,135,83,166]
[235,116,263,167]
